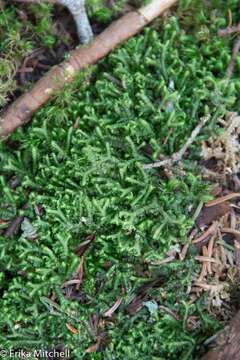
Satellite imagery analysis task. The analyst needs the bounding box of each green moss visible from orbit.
[1,1,240,359]
[0,3,54,107]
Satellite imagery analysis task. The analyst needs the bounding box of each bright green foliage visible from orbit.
[1,0,240,359]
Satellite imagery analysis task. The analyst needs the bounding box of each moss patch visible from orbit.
[1,1,240,359]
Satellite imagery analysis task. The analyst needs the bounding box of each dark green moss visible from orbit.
[1,1,240,359]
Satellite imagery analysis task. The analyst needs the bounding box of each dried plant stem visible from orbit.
[205,193,240,207]
[227,36,240,78]
[192,222,218,244]
[58,0,93,43]
[143,116,210,170]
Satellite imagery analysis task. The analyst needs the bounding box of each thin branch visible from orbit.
[143,115,210,170]
[227,36,240,78]
[205,193,240,207]
[58,0,93,43]
[0,0,178,138]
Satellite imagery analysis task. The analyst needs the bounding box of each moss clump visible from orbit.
[1,1,240,359]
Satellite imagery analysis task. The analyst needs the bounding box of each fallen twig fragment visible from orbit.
[227,36,240,78]
[103,298,123,317]
[203,245,211,274]
[205,193,240,207]
[179,242,190,261]
[149,255,175,265]
[158,305,180,320]
[192,222,218,244]
[0,0,178,139]
[143,116,210,169]
[194,256,220,264]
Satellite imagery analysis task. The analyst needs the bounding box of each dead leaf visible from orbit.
[103,298,122,317]
[125,295,146,315]
[196,203,230,228]
[75,234,95,257]
[85,339,101,353]
[85,334,109,353]
[66,323,78,334]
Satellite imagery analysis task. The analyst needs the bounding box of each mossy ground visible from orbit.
[1,0,240,359]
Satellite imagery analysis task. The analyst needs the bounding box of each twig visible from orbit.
[197,262,207,282]
[202,245,211,274]
[207,234,216,274]
[58,0,93,43]
[179,242,189,261]
[194,256,220,264]
[149,255,175,265]
[192,222,218,244]
[194,282,224,291]
[158,305,180,320]
[143,116,210,169]
[0,0,178,139]
[227,36,240,78]
[205,192,240,207]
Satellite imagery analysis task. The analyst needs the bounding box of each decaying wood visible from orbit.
[202,310,240,360]
[0,0,178,139]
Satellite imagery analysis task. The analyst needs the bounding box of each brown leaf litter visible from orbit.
[201,112,240,185]
[186,113,240,319]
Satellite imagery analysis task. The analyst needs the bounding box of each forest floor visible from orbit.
[1,0,240,359]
